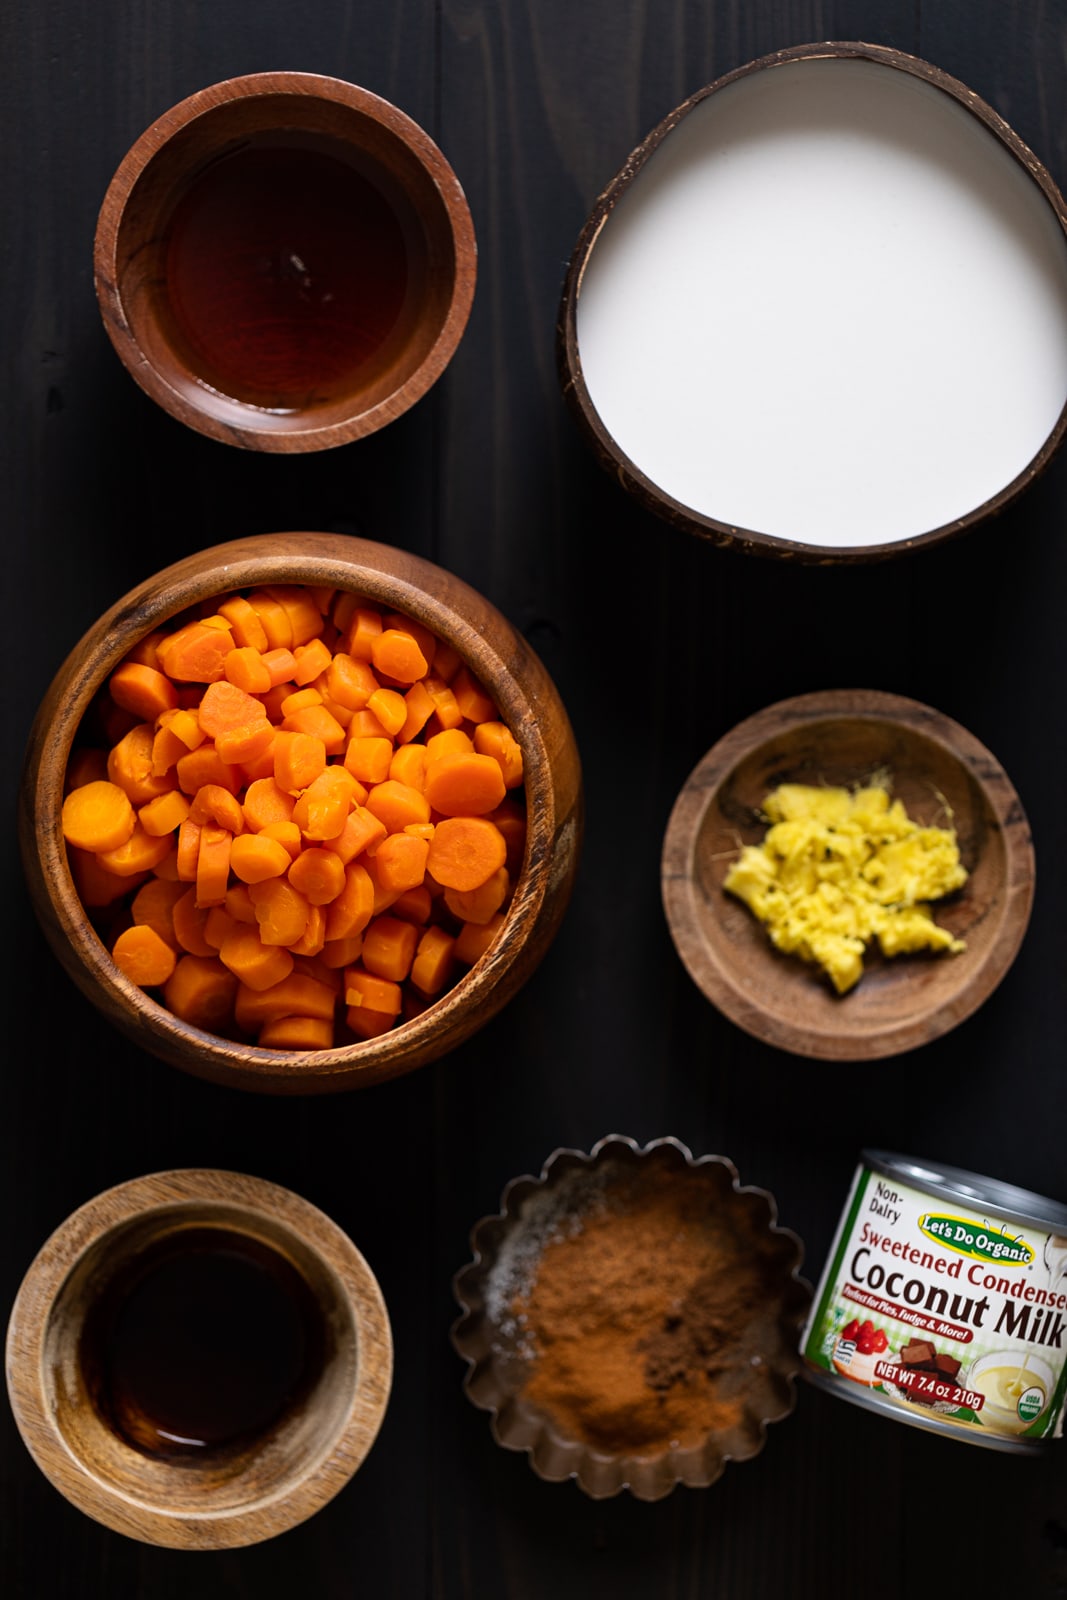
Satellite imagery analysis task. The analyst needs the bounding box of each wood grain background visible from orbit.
[3,1,1066,1595]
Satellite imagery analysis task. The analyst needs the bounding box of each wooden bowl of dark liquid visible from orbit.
[94,73,476,450]
[5,1171,392,1547]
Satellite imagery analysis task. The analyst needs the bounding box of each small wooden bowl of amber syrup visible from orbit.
[5,1170,392,1548]
[94,72,476,450]
[19,533,582,1092]
[452,1136,811,1500]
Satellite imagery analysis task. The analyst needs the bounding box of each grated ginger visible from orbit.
[723,782,967,995]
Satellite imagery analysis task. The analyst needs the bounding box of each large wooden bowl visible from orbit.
[20,534,582,1092]
[95,73,476,451]
[661,690,1034,1059]
[6,1170,391,1547]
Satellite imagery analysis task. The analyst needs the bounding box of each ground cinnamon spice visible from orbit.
[513,1164,777,1455]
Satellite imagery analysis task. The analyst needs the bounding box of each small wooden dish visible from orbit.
[559,42,1067,559]
[452,1135,811,1500]
[5,1170,391,1548]
[19,533,582,1092]
[95,73,476,451]
[661,690,1034,1059]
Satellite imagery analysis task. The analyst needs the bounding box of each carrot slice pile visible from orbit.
[62,585,528,1052]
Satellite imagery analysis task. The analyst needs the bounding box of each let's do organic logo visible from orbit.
[918,1212,1034,1266]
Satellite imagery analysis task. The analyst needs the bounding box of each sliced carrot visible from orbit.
[489,798,527,874]
[344,735,393,785]
[172,888,215,957]
[454,911,507,965]
[175,818,202,881]
[261,646,298,687]
[248,591,293,650]
[346,1006,396,1040]
[292,767,355,840]
[281,702,346,754]
[112,924,177,988]
[361,915,418,983]
[274,730,327,795]
[346,607,383,661]
[371,627,428,684]
[374,832,429,894]
[263,585,324,647]
[62,780,136,853]
[288,847,346,906]
[125,629,166,670]
[139,789,192,837]
[451,664,496,723]
[389,742,427,793]
[248,879,311,946]
[108,723,175,804]
[194,825,232,907]
[444,866,510,924]
[203,906,239,951]
[217,595,269,652]
[97,822,174,878]
[365,779,430,834]
[156,618,234,683]
[260,819,304,861]
[290,903,326,957]
[324,862,374,940]
[242,776,295,831]
[280,686,323,717]
[218,925,295,991]
[347,707,390,740]
[366,687,407,737]
[237,736,278,786]
[131,877,186,949]
[425,752,505,817]
[292,638,332,686]
[259,1014,334,1050]
[474,722,524,789]
[189,783,244,833]
[325,805,387,864]
[230,832,292,884]
[424,674,464,730]
[151,722,187,778]
[320,934,364,969]
[163,955,237,1029]
[176,743,241,797]
[426,815,507,891]
[344,968,403,1015]
[224,646,272,694]
[398,680,435,743]
[391,883,433,924]
[425,727,473,761]
[109,662,178,722]
[411,925,456,996]
[225,883,258,923]
[326,653,378,711]
[235,972,336,1030]
[158,706,205,751]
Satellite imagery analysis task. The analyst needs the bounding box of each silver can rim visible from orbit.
[863,1150,1067,1236]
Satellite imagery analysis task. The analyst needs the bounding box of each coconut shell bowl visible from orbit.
[19,533,582,1092]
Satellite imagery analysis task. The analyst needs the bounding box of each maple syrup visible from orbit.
[79,1226,325,1458]
[161,139,411,410]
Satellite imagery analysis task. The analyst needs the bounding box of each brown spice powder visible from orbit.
[514,1166,771,1455]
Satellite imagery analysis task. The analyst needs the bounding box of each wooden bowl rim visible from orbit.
[660,688,1035,1059]
[5,1168,392,1548]
[94,71,477,452]
[21,533,579,1090]
[558,40,1067,562]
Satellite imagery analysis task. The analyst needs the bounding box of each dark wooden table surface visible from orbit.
[3,2,1066,1595]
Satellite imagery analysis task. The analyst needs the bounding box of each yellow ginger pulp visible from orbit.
[723,783,967,994]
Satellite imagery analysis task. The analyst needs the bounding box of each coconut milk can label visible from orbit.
[802,1166,1067,1442]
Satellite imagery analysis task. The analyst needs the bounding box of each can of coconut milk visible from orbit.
[801,1151,1067,1450]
